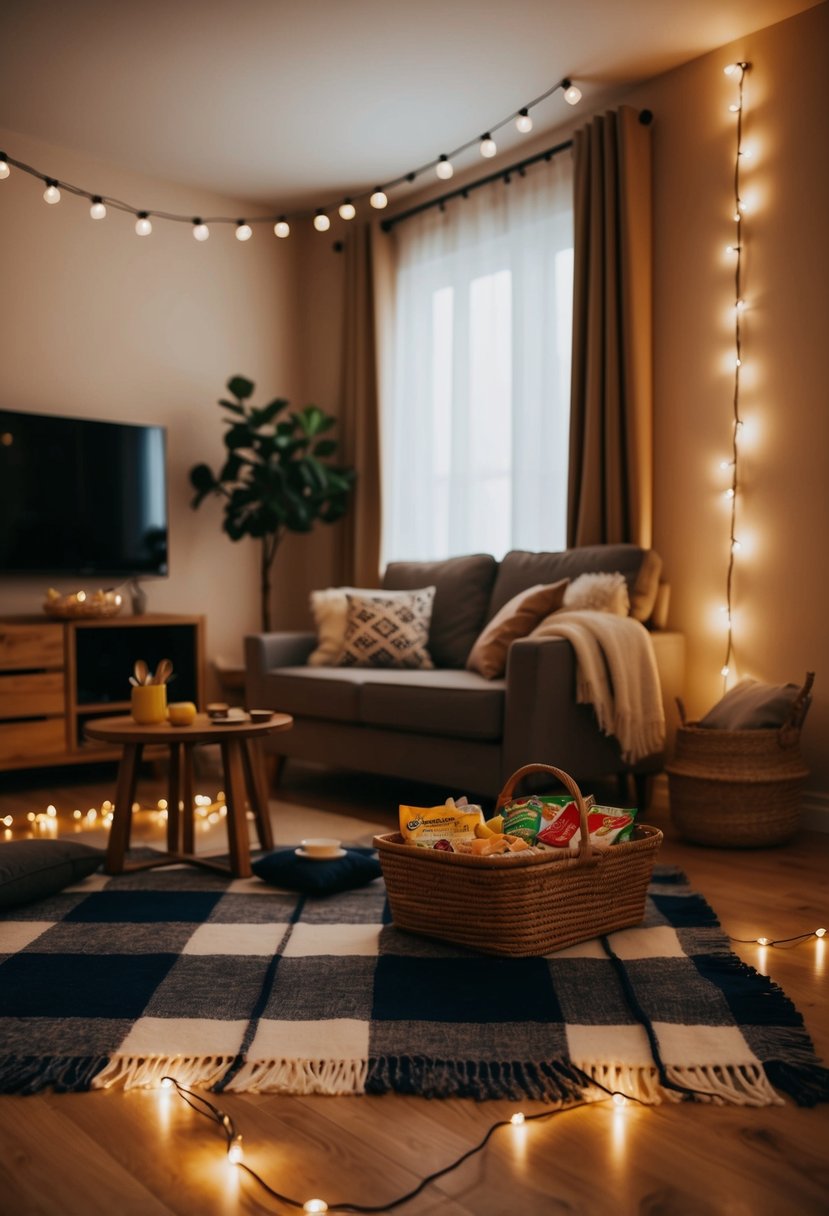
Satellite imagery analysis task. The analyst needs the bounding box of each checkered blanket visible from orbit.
[1,863,827,1105]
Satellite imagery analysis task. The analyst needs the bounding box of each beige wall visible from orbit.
[0,128,302,688]
[623,2,829,809]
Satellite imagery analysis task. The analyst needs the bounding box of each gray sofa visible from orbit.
[244,545,685,803]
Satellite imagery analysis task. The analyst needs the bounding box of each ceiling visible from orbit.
[0,0,820,210]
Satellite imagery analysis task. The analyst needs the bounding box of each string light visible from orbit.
[0,76,582,240]
[89,196,106,219]
[731,927,826,947]
[313,209,330,231]
[720,61,751,689]
[192,218,210,241]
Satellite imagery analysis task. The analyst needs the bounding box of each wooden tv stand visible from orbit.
[0,613,205,772]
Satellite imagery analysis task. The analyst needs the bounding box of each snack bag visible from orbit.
[536,804,637,851]
[501,793,595,845]
[399,802,484,851]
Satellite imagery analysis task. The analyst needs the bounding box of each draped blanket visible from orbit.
[531,610,665,762]
[1,861,827,1106]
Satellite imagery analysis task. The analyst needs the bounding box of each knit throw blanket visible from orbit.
[531,610,666,763]
[1,863,827,1106]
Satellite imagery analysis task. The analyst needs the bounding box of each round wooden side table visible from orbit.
[84,712,293,878]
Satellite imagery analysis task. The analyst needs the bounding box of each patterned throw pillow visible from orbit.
[338,588,436,669]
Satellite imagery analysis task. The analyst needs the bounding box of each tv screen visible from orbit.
[0,408,168,578]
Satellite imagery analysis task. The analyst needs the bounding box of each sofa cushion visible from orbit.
[0,840,105,909]
[562,571,630,615]
[382,553,498,668]
[260,667,364,721]
[488,545,662,623]
[466,580,569,679]
[308,587,429,666]
[358,669,504,739]
[339,589,435,669]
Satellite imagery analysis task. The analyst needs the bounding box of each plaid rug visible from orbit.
[1,861,827,1105]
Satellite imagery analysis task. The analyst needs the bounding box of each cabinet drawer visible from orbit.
[0,671,66,720]
[0,623,64,670]
[0,718,67,764]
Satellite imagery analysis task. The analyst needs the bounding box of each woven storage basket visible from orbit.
[667,723,809,848]
[374,763,662,957]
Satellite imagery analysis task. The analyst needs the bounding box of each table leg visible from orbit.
[241,739,274,852]
[106,743,143,874]
[167,743,182,854]
[182,745,196,855]
[220,738,252,878]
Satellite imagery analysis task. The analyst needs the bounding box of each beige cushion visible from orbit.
[339,589,435,669]
[466,581,569,680]
[698,678,805,730]
[488,545,662,623]
[308,587,420,666]
[562,571,630,615]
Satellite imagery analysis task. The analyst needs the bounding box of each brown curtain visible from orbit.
[567,106,653,548]
[337,222,383,585]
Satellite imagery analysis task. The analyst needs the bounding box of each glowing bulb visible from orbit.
[338,199,356,220]
[76,591,86,602]
[135,213,152,236]
[43,182,61,204]
[235,221,252,241]
[757,937,770,946]
[729,103,741,113]
[515,109,533,133]
[303,1202,328,1214]
[735,299,745,312]
[733,212,742,222]
[1,816,12,827]
[479,133,497,158]
[313,211,330,231]
[0,158,9,179]
[435,155,454,180]
[563,84,582,106]
[47,804,57,818]
[724,63,738,76]
[735,357,742,368]
[720,460,731,469]
[90,198,107,220]
[612,1093,627,1107]
[816,928,826,938]
[721,665,730,677]
[724,488,735,499]
[274,218,290,238]
[731,540,742,553]
[160,1076,174,1090]
[191,219,209,241]
[227,1136,244,1164]
[510,1112,525,1125]
[369,188,388,209]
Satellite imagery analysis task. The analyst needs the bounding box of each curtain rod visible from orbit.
[380,136,573,233]
[380,109,652,233]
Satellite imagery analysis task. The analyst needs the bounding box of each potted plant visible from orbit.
[189,375,355,631]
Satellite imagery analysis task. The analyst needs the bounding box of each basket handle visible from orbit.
[779,671,815,745]
[495,763,593,864]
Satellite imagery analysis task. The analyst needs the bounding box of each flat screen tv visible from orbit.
[0,408,168,579]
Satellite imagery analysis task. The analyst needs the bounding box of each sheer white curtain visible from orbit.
[381,152,573,565]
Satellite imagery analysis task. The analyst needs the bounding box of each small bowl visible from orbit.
[206,702,230,719]
[248,709,273,723]
[298,837,342,859]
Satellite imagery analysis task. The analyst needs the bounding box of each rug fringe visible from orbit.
[574,1062,784,1106]
[92,1055,237,1091]
[365,1056,587,1102]
[223,1057,368,1095]
[0,1055,109,1094]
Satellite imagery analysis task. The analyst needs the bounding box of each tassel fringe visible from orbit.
[92,1055,236,1091]
[573,1061,784,1106]
[223,1056,368,1095]
[0,1054,109,1094]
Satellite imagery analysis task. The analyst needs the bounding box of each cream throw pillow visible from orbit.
[465,580,569,680]
[562,571,630,616]
[338,589,436,669]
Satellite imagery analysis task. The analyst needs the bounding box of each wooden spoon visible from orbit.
[134,659,149,686]
[154,658,173,685]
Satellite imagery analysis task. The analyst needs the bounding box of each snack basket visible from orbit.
[373,763,663,957]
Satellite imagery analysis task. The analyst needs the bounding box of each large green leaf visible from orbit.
[190,463,217,492]
[227,375,255,400]
[218,398,246,416]
[313,438,338,458]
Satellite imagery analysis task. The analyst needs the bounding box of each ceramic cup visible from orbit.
[299,838,342,859]
[168,701,197,726]
[248,709,273,723]
[131,683,168,725]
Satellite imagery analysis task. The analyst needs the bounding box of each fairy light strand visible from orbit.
[721,61,751,686]
[0,78,581,238]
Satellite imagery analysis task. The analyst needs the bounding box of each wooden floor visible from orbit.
[0,760,827,1216]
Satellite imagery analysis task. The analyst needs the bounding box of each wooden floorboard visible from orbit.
[0,761,827,1215]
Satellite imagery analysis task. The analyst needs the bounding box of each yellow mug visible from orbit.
[131,684,168,724]
[168,701,197,726]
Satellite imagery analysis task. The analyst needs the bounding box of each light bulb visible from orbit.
[720,460,731,469]
[735,357,742,368]
[726,244,740,254]
[435,155,454,180]
[160,1076,174,1090]
[135,213,152,236]
[757,937,770,946]
[731,540,742,552]
[724,63,738,76]
[192,220,209,241]
[303,1202,328,1214]
[515,109,533,133]
[479,133,497,158]
[274,217,290,238]
[0,157,9,180]
[729,103,741,113]
[90,198,106,220]
[338,199,356,220]
[313,211,330,231]
[510,1112,525,1125]
[816,927,826,937]
[227,1136,244,1164]
[563,84,582,106]
[735,299,745,312]
[235,221,252,241]
[721,665,730,677]
[369,188,388,209]
[733,212,742,222]
[43,182,61,204]
[612,1093,627,1107]
[724,488,735,499]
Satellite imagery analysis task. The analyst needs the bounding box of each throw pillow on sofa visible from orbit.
[338,588,436,669]
[562,571,630,615]
[465,580,569,679]
[308,586,429,666]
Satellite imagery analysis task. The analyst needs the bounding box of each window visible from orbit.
[382,153,573,564]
